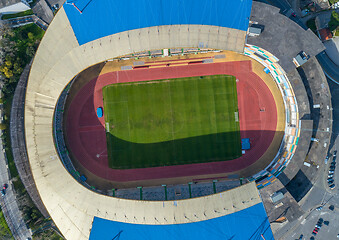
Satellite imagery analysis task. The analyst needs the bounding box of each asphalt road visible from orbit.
[0,138,31,240]
[317,52,339,85]
[256,0,307,28]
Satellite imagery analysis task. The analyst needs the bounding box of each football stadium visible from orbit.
[24,0,311,239]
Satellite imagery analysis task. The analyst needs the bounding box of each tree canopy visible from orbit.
[329,11,339,31]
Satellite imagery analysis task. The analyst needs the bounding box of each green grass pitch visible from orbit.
[102,75,241,169]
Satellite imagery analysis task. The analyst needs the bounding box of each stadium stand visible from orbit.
[244,44,301,189]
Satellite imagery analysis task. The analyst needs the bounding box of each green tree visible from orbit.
[0,66,13,79]
[26,45,35,58]
[12,62,22,75]
[329,11,339,31]
[0,124,6,130]
[27,32,34,41]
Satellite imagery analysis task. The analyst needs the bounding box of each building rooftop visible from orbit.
[271,191,284,203]
[249,26,262,35]
[319,28,333,42]
[0,0,22,9]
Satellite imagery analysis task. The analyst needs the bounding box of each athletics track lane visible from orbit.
[65,60,277,182]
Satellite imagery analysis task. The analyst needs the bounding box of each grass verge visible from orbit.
[1,10,34,20]
[0,209,14,240]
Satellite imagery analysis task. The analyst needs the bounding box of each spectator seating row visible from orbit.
[244,44,300,189]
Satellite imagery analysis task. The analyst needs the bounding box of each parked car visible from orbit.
[334,150,337,157]
[3,184,7,189]
[329,184,336,189]
[325,156,329,164]
[298,234,303,240]
[329,170,335,174]
[316,206,323,211]
[324,221,329,226]
[329,205,335,211]
[1,189,5,197]
[328,174,334,178]
[331,161,336,165]
[52,4,59,10]
[328,180,334,185]
[330,166,336,170]
[334,156,337,162]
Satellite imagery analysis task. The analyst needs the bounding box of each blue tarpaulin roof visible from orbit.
[64,0,252,45]
[89,202,274,240]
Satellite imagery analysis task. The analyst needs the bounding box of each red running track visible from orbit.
[65,61,277,182]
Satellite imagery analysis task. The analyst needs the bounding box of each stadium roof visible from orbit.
[89,202,273,240]
[64,0,252,45]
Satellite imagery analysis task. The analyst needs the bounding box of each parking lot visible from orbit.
[289,202,339,240]
[325,150,337,190]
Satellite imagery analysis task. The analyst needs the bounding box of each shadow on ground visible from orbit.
[107,131,243,169]
[285,170,312,202]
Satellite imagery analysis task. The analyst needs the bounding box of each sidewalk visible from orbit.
[0,138,32,240]
[324,38,339,66]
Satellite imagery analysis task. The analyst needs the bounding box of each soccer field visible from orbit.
[102,75,241,169]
